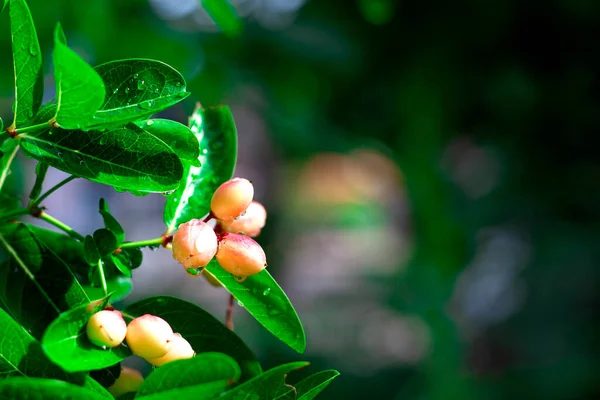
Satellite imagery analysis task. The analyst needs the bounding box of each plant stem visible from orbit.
[98,259,108,297]
[13,122,50,135]
[0,143,20,193]
[37,211,85,241]
[226,293,234,330]
[31,175,77,207]
[120,237,164,249]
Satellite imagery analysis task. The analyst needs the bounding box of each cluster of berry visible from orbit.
[172,177,268,281]
[86,310,193,396]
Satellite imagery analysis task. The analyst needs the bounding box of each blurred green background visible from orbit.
[2,0,599,399]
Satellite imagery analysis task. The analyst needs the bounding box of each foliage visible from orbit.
[0,0,337,398]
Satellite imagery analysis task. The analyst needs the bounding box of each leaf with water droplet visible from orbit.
[19,123,184,193]
[52,23,106,129]
[134,119,200,167]
[164,105,237,233]
[205,258,306,354]
[9,0,44,128]
[89,59,190,128]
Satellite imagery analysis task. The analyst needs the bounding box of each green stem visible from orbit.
[98,259,108,297]
[31,175,77,207]
[37,211,85,241]
[0,207,30,221]
[0,143,20,193]
[120,237,164,249]
[13,122,50,135]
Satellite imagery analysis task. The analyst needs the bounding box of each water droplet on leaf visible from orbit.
[137,80,146,90]
[262,288,271,296]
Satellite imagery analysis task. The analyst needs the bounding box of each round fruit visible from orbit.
[210,178,254,221]
[86,310,127,348]
[108,366,144,397]
[172,220,218,268]
[147,333,195,366]
[125,314,174,359]
[215,233,267,277]
[220,200,267,237]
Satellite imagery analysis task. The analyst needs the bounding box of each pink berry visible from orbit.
[108,366,144,397]
[216,233,267,277]
[210,178,254,221]
[147,333,195,366]
[86,310,127,348]
[172,220,218,268]
[126,314,174,359]
[220,201,267,237]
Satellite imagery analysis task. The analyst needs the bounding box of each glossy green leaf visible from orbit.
[42,299,132,373]
[136,119,200,166]
[20,123,184,193]
[83,276,132,302]
[84,235,100,266]
[1,0,7,13]
[28,162,49,200]
[98,200,125,243]
[218,362,309,400]
[0,223,89,339]
[52,23,105,129]
[91,59,189,127]
[93,228,117,256]
[90,362,121,389]
[164,105,237,233]
[123,296,261,381]
[107,253,132,278]
[27,225,88,275]
[206,259,306,353]
[9,0,44,128]
[137,353,240,397]
[275,370,340,400]
[136,381,230,400]
[120,247,142,270]
[0,140,20,193]
[202,0,242,36]
[0,378,109,400]
[0,193,20,220]
[83,376,114,399]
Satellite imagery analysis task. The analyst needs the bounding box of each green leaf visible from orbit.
[120,247,142,270]
[123,296,262,381]
[83,276,132,302]
[0,223,89,339]
[136,353,240,397]
[83,376,114,399]
[20,123,184,193]
[136,119,200,166]
[164,105,237,233]
[28,162,49,200]
[9,0,44,128]
[0,193,20,220]
[218,362,309,400]
[136,381,229,400]
[93,228,117,257]
[1,0,7,13]
[275,370,340,400]
[84,235,100,266]
[0,378,109,400]
[206,259,306,354]
[98,199,125,243]
[0,140,20,193]
[42,299,132,373]
[201,0,242,36]
[91,59,189,128]
[52,23,105,129]
[106,253,131,278]
[0,116,3,131]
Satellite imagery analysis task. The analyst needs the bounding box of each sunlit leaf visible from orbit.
[9,0,43,128]
[91,59,189,128]
[0,223,89,339]
[42,299,132,373]
[136,353,240,397]
[0,378,109,400]
[83,276,132,302]
[205,259,306,353]
[164,105,237,233]
[218,362,309,400]
[52,23,105,129]
[123,296,262,381]
[136,119,200,166]
[19,123,184,193]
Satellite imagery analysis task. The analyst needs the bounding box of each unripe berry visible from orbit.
[211,178,254,221]
[216,233,267,277]
[86,310,127,348]
[126,314,174,359]
[172,220,218,268]
[108,366,144,397]
[220,201,267,237]
[147,333,195,367]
